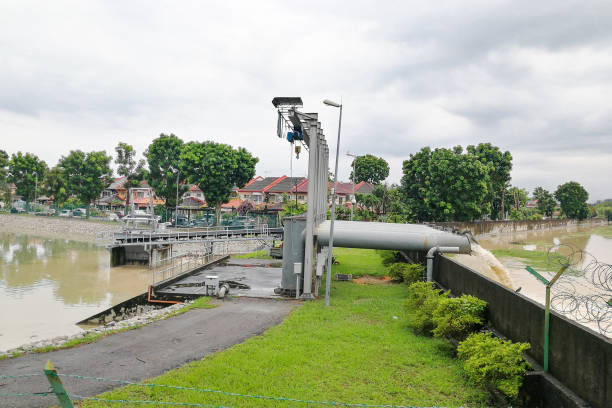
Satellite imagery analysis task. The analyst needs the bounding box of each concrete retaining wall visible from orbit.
[432,218,606,237]
[434,256,611,408]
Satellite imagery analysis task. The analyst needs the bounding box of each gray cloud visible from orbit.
[0,0,611,200]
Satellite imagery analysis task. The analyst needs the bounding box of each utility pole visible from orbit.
[34,171,38,205]
[175,170,180,228]
[323,99,343,307]
[346,152,358,221]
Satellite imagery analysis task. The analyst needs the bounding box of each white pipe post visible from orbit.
[325,103,342,307]
[426,246,460,281]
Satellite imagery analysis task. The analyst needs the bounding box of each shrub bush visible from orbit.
[388,263,425,283]
[432,295,488,341]
[378,250,400,267]
[457,332,531,400]
[405,282,448,334]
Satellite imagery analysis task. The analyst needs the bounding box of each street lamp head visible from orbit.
[323,99,341,108]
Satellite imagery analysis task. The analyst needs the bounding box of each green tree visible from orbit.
[0,150,8,185]
[372,184,391,215]
[379,185,414,223]
[355,191,380,210]
[145,134,185,209]
[467,143,512,220]
[115,142,147,186]
[0,150,10,208]
[428,147,491,221]
[280,201,307,219]
[350,154,390,185]
[533,187,556,217]
[400,147,433,221]
[8,152,48,202]
[357,183,413,223]
[59,150,112,217]
[401,146,490,222]
[180,141,258,224]
[506,186,529,210]
[554,181,589,220]
[43,166,69,205]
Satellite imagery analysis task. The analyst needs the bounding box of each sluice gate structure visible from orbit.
[107,225,283,266]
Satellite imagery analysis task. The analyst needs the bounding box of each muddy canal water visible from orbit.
[0,232,150,352]
[452,223,612,336]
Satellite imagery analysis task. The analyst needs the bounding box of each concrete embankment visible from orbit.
[0,213,121,243]
[434,218,607,237]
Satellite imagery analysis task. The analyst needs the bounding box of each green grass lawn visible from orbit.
[231,250,273,259]
[81,249,488,408]
[331,247,391,278]
[490,248,554,272]
[593,224,612,238]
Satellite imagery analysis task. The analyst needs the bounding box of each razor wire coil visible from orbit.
[544,244,611,337]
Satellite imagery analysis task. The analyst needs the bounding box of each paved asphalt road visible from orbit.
[0,297,298,408]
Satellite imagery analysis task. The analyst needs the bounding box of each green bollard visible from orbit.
[43,360,74,408]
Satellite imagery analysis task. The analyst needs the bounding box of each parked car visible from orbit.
[227,216,256,230]
[171,215,191,227]
[59,209,72,217]
[190,214,215,228]
[72,208,87,217]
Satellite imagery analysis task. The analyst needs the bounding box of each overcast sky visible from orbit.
[1,1,611,201]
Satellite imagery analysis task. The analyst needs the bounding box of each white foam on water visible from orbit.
[452,243,514,289]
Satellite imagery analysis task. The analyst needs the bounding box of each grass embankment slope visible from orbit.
[491,224,612,273]
[231,250,273,259]
[83,248,488,407]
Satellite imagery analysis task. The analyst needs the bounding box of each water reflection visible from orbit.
[477,225,607,255]
[0,232,151,351]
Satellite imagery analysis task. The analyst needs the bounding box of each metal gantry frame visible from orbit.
[274,98,330,299]
[292,110,329,298]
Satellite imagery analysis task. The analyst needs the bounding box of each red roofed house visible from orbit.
[221,198,244,212]
[330,181,375,206]
[265,176,307,203]
[96,177,165,212]
[237,176,374,207]
[237,176,308,205]
[291,179,310,204]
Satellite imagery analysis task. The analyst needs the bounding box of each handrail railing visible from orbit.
[151,251,215,284]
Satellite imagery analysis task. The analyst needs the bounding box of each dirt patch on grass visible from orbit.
[353,275,393,285]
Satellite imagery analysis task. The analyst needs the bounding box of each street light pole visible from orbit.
[346,152,358,221]
[34,172,38,205]
[175,171,180,228]
[323,99,342,307]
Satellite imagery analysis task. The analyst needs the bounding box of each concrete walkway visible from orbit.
[0,297,298,408]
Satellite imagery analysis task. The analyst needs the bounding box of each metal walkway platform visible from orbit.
[108,225,284,248]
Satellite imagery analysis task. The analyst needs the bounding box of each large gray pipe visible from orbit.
[316,221,471,253]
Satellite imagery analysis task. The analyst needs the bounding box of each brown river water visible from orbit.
[452,224,612,336]
[0,232,151,352]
